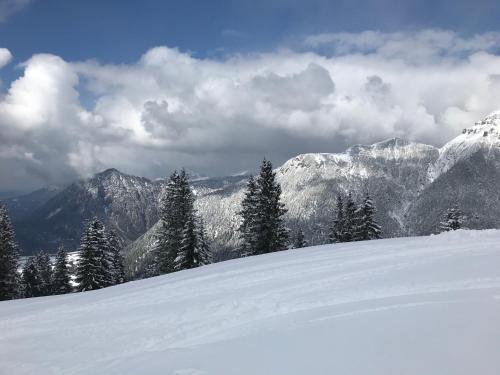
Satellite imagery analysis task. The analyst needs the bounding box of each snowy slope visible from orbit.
[2,230,500,375]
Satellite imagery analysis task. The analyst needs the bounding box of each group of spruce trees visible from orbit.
[0,199,126,300]
[440,206,465,232]
[329,192,382,243]
[21,247,72,298]
[236,160,385,254]
[147,169,212,276]
[75,218,125,292]
[237,159,289,256]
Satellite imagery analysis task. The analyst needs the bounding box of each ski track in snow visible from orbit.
[1,230,500,375]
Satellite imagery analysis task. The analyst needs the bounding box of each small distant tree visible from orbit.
[343,193,357,242]
[106,230,125,284]
[440,206,465,232]
[52,246,72,295]
[292,228,307,249]
[35,250,53,296]
[0,202,20,300]
[143,244,160,278]
[329,194,345,243]
[355,193,382,240]
[21,257,42,298]
[196,218,213,266]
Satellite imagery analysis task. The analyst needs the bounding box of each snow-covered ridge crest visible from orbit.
[428,111,500,182]
[281,137,437,170]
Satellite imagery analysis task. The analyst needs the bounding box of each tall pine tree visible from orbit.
[355,193,382,241]
[0,202,20,300]
[239,159,288,255]
[329,193,345,243]
[175,214,198,271]
[175,215,213,270]
[343,193,357,242]
[52,246,72,295]
[21,257,42,298]
[35,250,53,296]
[157,169,196,274]
[75,218,109,292]
[196,218,213,266]
[106,230,125,284]
[237,176,259,256]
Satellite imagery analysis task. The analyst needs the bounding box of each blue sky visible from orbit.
[1,0,500,190]
[2,0,499,69]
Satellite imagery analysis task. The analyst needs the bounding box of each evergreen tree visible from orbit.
[143,244,160,278]
[35,250,53,296]
[157,169,195,274]
[248,159,289,255]
[292,228,307,249]
[329,194,345,243]
[0,202,20,300]
[355,193,382,240]
[440,206,465,232]
[196,218,213,266]
[52,246,72,295]
[21,257,42,298]
[175,214,198,271]
[106,230,125,284]
[343,193,357,242]
[237,176,259,256]
[175,215,212,271]
[75,218,109,292]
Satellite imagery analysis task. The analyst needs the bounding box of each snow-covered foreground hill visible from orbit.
[2,230,500,375]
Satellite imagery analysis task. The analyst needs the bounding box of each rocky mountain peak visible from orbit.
[428,111,500,182]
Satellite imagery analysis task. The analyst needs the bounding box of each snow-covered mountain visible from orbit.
[14,169,163,254]
[428,111,500,181]
[124,112,500,276]
[2,230,500,375]
[11,112,500,266]
[407,112,500,235]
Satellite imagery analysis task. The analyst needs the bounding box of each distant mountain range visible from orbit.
[5,112,500,275]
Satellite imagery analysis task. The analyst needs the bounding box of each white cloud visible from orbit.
[304,30,500,62]
[2,29,500,190]
[0,48,12,68]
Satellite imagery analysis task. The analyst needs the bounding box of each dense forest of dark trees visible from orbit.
[0,158,467,300]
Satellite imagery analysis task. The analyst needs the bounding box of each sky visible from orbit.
[1,0,500,191]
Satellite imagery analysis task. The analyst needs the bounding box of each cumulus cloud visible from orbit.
[0,48,12,68]
[2,29,500,190]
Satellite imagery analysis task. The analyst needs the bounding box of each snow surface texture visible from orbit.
[2,230,500,375]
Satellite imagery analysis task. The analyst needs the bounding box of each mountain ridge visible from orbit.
[8,112,500,262]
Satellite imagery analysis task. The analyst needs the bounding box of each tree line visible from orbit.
[0,158,467,301]
[12,216,126,299]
